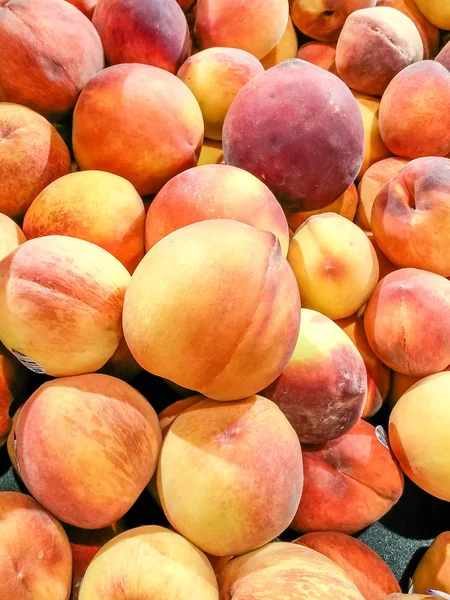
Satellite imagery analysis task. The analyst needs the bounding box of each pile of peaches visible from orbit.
[0,0,450,598]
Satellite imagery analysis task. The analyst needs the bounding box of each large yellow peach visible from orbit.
[412,0,450,29]
[260,17,298,69]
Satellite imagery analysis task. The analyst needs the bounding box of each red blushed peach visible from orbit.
[14,374,162,529]
[379,61,450,158]
[177,0,196,12]
[356,156,409,231]
[354,93,392,178]
[412,0,450,29]
[366,233,398,281]
[290,0,376,42]
[336,7,423,97]
[145,164,289,255]
[296,41,337,73]
[295,532,400,600]
[79,526,218,600]
[158,396,303,556]
[336,313,391,419]
[261,308,366,444]
[291,419,404,534]
[288,213,379,320]
[0,491,72,600]
[124,220,300,401]
[93,0,190,74]
[178,48,264,140]
[0,214,26,261]
[223,59,364,213]
[436,40,450,71]
[99,337,143,382]
[73,64,204,197]
[0,344,29,447]
[0,0,104,119]
[0,103,71,220]
[23,171,145,274]
[364,269,450,376]
[372,157,450,277]
[194,0,289,60]
[0,236,130,377]
[218,542,365,600]
[66,0,97,18]
[260,17,298,69]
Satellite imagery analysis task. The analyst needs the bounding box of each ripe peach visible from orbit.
[412,0,450,29]
[0,344,29,448]
[354,93,391,178]
[296,41,337,73]
[66,0,97,18]
[157,396,303,556]
[260,17,298,69]
[99,337,143,382]
[73,63,204,196]
[0,214,26,261]
[436,40,450,71]
[0,236,130,377]
[124,220,300,401]
[413,532,450,595]
[366,233,398,281]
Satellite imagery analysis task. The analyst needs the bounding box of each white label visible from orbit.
[13,432,20,476]
[375,425,389,450]
[428,592,450,599]
[408,578,414,594]
[11,350,46,374]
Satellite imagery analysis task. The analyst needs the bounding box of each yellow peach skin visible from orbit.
[413,532,450,595]
[198,139,224,165]
[412,0,450,29]
[0,214,26,261]
[354,93,391,179]
[260,17,298,69]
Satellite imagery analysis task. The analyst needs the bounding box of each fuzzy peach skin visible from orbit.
[0,344,28,447]
[364,269,450,376]
[261,308,366,444]
[0,236,130,377]
[194,0,288,60]
[366,233,398,281]
[0,214,26,261]
[223,59,364,213]
[198,139,224,165]
[288,213,379,320]
[336,313,391,419]
[124,220,300,401]
[218,542,365,600]
[145,164,289,254]
[354,93,391,178]
[390,372,450,500]
[93,0,190,74]
[99,336,143,381]
[295,532,400,600]
[379,61,450,158]
[157,396,303,556]
[291,419,404,534]
[296,41,337,73]
[14,374,162,529]
[336,7,423,97]
[377,0,440,59]
[23,171,145,274]
[0,492,72,600]
[0,103,71,219]
[260,17,298,69]
[290,0,376,42]
[371,157,450,277]
[0,0,104,119]
[413,532,450,595]
[355,156,409,231]
[73,64,204,197]
[178,48,264,140]
[436,41,450,71]
[79,526,218,600]
[287,183,357,232]
[412,0,450,29]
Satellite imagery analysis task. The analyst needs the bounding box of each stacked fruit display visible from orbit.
[0,0,449,598]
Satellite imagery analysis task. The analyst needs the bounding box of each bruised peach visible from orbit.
[413,532,450,595]
[0,214,26,261]
[354,93,391,178]
[296,41,337,73]
[0,344,29,447]
[260,17,298,69]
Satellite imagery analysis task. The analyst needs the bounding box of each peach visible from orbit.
[296,41,337,73]
[223,59,365,213]
[336,312,391,418]
[0,0,104,118]
[0,491,72,600]
[436,40,450,71]
[218,542,365,600]
[355,156,409,231]
[354,93,392,178]
[0,214,26,261]
[336,7,423,97]
[295,532,400,600]
[177,47,264,140]
[388,370,422,408]
[261,308,366,444]
[145,164,289,254]
[194,0,289,60]
[14,373,162,528]
[288,213,379,320]
[379,61,450,158]
[364,269,450,376]
[178,0,196,12]
[385,596,434,600]
[412,0,450,29]
[413,532,450,595]
[99,337,143,382]
[124,220,300,401]
[23,171,145,274]
[377,0,440,59]
[0,344,29,447]
[290,0,376,42]
[158,396,201,436]
[198,139,224,165]
[66,0,97,18]
[0,236,130,377]
[0,103,71,219]
[73,64,204,197]
[157,396,303,556]
[260,17,298,69]
[79,526,218,600]
[93,0,190,74]
[286,183,357,232]
[390,372,450,501]
[372,157,450,277]
[291,419,404,534]
[366,233,398,281]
